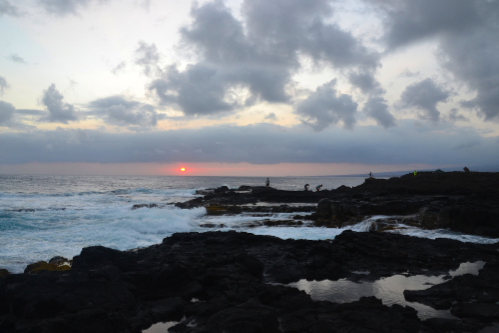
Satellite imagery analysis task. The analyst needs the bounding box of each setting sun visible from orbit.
[180,167,186,172]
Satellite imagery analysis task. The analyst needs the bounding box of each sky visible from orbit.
[0,0,498,176]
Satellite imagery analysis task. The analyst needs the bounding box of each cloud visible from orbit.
[111,61,126,75]
[9,54,27,64]
[264,113,277,121]
[0,101,15,125]
[0,121,497,166]
[41,84,79,123]
[87,95,158,127]
[149,0,382,120]
[399,69,420,78]
[0,76,9,95]
[296,79,357,131]
[134,42,160,77]
[0,0,20,16]
[348,71,379,95]
[442,27,499,121]
[242,0,379,69]
[371,0,499,121]
[363,96,396,128]
[377,0,480,49]
[400,78,449,122]
[16,109,46,116]
[37,0,108,16]
[446,108,469,123]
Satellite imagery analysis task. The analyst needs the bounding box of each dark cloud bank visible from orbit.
[0,122,497,166]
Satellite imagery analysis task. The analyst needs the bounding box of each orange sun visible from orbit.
[180,167,186,172]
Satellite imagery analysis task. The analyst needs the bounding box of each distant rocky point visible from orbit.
[177,171,499,238]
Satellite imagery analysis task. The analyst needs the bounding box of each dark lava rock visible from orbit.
[404,261,499,322]
[131,204,159,210]
[178,173,499,237]
[1,231,498,332]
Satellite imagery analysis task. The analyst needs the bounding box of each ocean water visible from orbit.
[0,175,497,274]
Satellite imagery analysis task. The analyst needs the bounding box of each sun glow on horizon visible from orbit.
[180,167,186,172]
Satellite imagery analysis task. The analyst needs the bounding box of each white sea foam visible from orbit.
[1,175,498,274]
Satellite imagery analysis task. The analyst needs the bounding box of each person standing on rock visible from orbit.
[316,185,323,192]
[304,184,310,191]
[414,170,417,177]
[265,178,270,187]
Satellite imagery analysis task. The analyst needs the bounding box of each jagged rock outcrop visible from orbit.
[1,231,499,332]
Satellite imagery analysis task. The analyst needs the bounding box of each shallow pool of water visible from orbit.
[287,261,486,320]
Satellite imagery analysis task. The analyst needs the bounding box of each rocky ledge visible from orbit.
[1,231,499,332]
[176,172,499,237]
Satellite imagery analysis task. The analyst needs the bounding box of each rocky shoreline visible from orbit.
[1,231,498,332]
[177,171,499,237]
[1,171,499,332]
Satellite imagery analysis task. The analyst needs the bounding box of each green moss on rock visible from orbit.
[24,261,71,274]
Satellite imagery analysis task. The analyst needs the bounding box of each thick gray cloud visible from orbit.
[38,0,107,16]
[400,78,449,122]
[371,0,499,121]
[0,76,9,95]
[296,79,357,131]
[443,27,499,121]
[134,42,160,77]
[9,54,27,64]
[149,0,385,122]
[377,0,480,49]
[348,71,379,95]
[0,121,497,166]
[0,0,19,16]
[363,96,396,129]
[87,96,158,128]
[0,101,15,125]
[41,84,79,123]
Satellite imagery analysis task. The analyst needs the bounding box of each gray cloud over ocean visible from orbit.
[147,0,395,128]
[400,78,449,123]
[372,0,499,122]
[0,121,497,166]
[41,84,79,123]
[87,96,159,128]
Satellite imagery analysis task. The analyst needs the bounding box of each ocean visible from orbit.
[1,174,497,274]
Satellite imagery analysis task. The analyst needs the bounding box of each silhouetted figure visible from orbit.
[369,172,373,179]
[265,178,270,187]
[414,170,417,177]
[304,184,309,191]
[464,167,470,173]
[316,184,323,192]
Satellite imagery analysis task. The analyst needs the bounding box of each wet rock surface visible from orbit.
[178,172,499,237]
[1,231,499,332]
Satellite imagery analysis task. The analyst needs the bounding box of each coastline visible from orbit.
[1,171,499,332]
